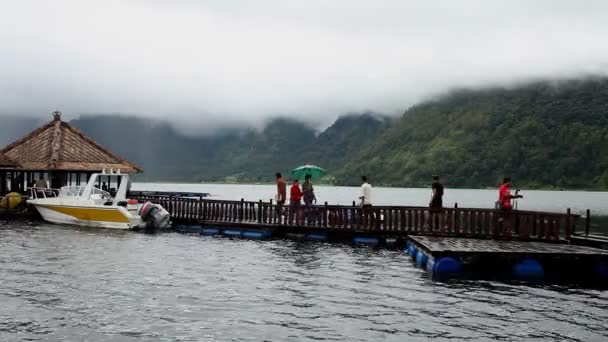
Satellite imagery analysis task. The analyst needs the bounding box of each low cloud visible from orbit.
[1,0,607,132]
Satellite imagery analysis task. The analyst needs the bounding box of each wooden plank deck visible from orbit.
[410,235,608,257]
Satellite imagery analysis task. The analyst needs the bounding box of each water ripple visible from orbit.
[1,223,607,341]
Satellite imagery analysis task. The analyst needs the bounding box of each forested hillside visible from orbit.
[338,78,608,188]
[69,113,390,183]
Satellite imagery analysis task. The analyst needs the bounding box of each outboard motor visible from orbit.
[139,202,171,233]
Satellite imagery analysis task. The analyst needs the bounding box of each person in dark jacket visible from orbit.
[302,174,317,224]
[302,174,316,206]
[428,175,444,230]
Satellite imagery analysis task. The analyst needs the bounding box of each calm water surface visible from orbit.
[1,223,607,341]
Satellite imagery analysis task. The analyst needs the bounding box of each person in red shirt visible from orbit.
[498,177,522,210]
[290,179,302,204]
[289,179,303,224]
[290,179,303,224]
[498,177,523,236]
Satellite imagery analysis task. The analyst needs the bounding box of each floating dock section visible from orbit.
[407,235,608,282]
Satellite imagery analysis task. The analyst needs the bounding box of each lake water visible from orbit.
[1,223,607,341]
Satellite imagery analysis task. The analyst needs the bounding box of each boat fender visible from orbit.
[0,192,23,209]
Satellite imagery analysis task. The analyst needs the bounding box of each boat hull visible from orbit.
[30,203,137,230]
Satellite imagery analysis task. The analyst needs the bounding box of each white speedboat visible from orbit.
[28,169,170,231]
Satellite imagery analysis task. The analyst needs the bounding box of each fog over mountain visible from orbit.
[1,0,608,133]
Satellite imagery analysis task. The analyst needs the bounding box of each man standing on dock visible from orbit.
[360,176,372,207]
[275,172,287,219]
[429,175,444,230]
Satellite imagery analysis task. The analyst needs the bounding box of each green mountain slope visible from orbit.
[339,78,608,189]
[69,114,390,183]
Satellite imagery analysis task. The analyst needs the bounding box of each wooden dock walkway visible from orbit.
[130,195,580,242]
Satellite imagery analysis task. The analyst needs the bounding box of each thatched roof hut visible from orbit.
[1,111,142,193]
[1,111,141,173]
[0,152,19,169]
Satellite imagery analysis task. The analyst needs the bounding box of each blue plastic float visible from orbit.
[512,258,544,280]
[353,236,380,246]
[305,233,328,241]
[222,229,242,238]
[427,256,462,279]
[200,228,220,235]
[597,262,608,279]
[242,230,272,239]
[407,244,417,258]
[175,224,202,234]
[416,250,428,268]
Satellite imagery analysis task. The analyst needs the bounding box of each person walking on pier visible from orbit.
[498,177,522,211]
[290,179,303,224]
[275,172,287,219]
[302,174,316,206]
[427,175,444,230]
[302,174,317,224]
[360,176,372,207]
[498,177,523,236]
[359,176,373,226]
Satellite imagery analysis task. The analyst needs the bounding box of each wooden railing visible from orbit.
[129,195,579,241]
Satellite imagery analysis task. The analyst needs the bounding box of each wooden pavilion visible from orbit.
[0,152,20,194]
[0,111,142,194]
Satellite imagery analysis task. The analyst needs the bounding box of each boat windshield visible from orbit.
[59,186,111,199]
[58,186,86,197]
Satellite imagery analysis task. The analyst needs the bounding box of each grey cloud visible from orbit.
[1,0,607,132]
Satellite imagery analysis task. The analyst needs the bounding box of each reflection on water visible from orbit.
[1,223,607,341]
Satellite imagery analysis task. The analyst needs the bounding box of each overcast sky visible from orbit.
[1,0,607,132]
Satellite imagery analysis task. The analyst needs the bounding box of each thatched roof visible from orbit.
[0,152,19,169]
[1,111,142,173]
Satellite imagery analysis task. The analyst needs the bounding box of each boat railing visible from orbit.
[29,186,112,200]
[28,187,59,200]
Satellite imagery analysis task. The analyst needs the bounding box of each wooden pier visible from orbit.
[130,195,580,241]
[128,195,608,283]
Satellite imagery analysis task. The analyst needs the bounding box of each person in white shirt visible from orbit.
[360,176,372,207]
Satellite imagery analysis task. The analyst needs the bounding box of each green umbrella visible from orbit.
[291,164,327,180]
